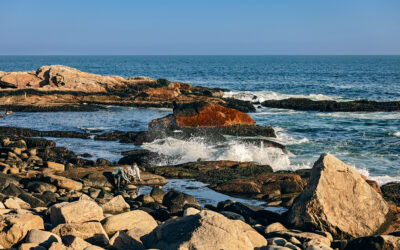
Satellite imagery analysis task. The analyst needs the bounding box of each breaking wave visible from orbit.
[223,90,338,103]
[141,137,305,171]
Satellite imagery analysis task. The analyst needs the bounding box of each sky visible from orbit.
[0,0,399,55]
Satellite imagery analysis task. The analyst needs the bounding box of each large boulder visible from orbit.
[101,210,157,236]
[287,153,390,238]
[344,235,400,250]
[0,214,44,248]
[144,210,267,249]
[51,221,109,247]
[48,200,104,225]
[42,174,83,191]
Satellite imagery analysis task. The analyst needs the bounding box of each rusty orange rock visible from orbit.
[175,103,255,127]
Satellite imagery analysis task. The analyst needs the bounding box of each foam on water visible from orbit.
[394,132,400,137]
[352,166,400,186]
[223,90,338,103]
[142,137,306,171]
[274,127,310,145]
[316,112,400,120]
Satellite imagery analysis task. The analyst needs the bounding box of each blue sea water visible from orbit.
[0,56,400,185]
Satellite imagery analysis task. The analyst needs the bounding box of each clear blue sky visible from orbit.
[1,0,399,55]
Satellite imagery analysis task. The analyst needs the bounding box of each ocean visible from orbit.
[1,55,400,186]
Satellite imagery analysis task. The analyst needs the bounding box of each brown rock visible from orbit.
[101,210,157,236]
[45,162,65,172]
[145,210,267,249]
[175,102,255,127]
[48,200,103,225]
[42,174,83,191]
[288,153,390,238]
[3,197,31,210]
[109,231,145,250]
[61,235,92,249]
[100,195,130,214]
[25,229,61,248]
[51,222,109,247]
[0,214,44,248]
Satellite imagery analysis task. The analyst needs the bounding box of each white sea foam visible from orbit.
[316,112,400,120]
[274,127,310,145]
[223,90,337,103]
[394,132,400,137]
[141,137,305,171]
[352,166,400,186]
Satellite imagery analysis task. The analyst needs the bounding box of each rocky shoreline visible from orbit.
[1,66,400,249]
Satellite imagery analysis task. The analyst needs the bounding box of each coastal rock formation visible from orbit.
[262,98,400,112]
[48,200,104,225]
[143,210,267,249]
[288,153,390,238]
[132,102,276,145]
[0,65,256,111]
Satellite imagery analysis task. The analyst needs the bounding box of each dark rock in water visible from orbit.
[262,98,400,112]
[25,138,56,148]
[150,187,166,204]
[239,138,287,153]
[220,98,256,112]
[254,209,286,225]
[344,235,400,250]
[223,202,256,221]
[96,158,111,166]
[162,190,199,211]
[381,182,400,206]
[0,126,89,139]
[149,208,171,222]
[94,131,138,143]
[118,149,175,166]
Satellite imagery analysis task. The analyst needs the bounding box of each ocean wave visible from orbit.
[142,137,304,171]
[394,132,400,137]
[223,90,338,103]
[352,166,400,186]
[274,127,310,145]
[316,112,400,120]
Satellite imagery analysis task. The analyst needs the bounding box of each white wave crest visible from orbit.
[352,166,400,186]
[142,137,303,171]
[394,132,400,137]
[274,127,309,145]
[316,112,400,120]
[223,90,337,103]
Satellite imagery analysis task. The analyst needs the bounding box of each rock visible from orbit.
[136,194,155,204]
[19,243,47,250]
[18,193,46,208]
[262,98,400,112]
[3,197,31,210]
[265,230,331,247]
[220,211,246,221]
[25,229,61,248]
[109,231,145,250]
[183,207,200,216]
[61,235,92,249]
[288,153,390,238]
[27,182,57,193]
[51,222,109,247]
[144,210,267,249]
[1,183,26,197]
[0,214,44,248]
[45,161,65,171]
[173,102,255,127]
[382,182,400,206]
[222,201,256,221]
[150,187,165,203]
[265,223,288,234]
[344,235,400,249]
[268,237,287,246]
[101,210,157,236]
[100,195,130,214]
[42,174,83,191]
[47,242,71,250]
[48,200,103,225]
[162,190,199,213]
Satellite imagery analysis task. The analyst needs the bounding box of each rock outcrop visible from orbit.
[48,200,104,225]
[0,65,256,112]
[262,98,400,112]
[144,210,267,250]
[287,153,390,238]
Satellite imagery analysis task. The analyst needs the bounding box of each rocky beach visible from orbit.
[0,65,400,249]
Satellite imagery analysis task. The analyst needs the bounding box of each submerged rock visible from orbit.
[287,153,390,238]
